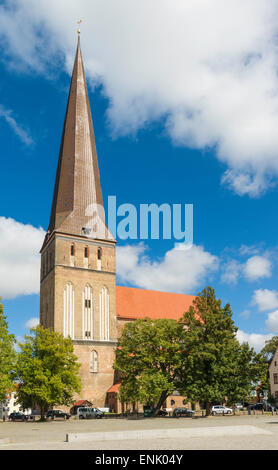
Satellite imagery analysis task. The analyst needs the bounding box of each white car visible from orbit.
[211,405,233,415]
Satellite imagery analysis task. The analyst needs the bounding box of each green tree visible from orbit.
[0,299,16,400]
[114,318,183,414]
[261,336,278,362]
[225,343,268,405]
[15,325,81,420]
[179,287,264,415]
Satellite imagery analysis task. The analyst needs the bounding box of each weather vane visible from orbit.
[77,20,82,35]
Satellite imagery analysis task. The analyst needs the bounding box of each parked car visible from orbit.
[9,412,28,422]
[46,410,71,420]
[235,403,244,410]
[211,405,233,415]
[173,407,195,417]
[248,403,276,412]
[77,407,104,419]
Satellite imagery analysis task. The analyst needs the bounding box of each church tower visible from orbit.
[40,37,117,407]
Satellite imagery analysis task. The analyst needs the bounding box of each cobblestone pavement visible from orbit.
[1,414,278,450]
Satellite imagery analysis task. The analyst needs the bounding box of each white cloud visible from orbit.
[221,260,242,285]
[252,288,278,312]
[117,242,218,293]
[25,317,39,329]
[237,330,273,352]
[2,1,278,195]
[0,105,33,146]
[0,217,45,299]
[244,256,271,281]
[266,310,278,333]
[239,245,260,256]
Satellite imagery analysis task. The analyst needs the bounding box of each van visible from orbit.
[77,407,104,419]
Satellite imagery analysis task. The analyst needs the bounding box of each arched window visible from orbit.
[84,246,89,268]
[70,244,75,267]
[64,282,74,339]
[97,247,102,270]
[99,287,110,340]
[83,284,93,339]
[90,350,98,373]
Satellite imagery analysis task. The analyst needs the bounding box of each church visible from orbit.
[40,37,195,412]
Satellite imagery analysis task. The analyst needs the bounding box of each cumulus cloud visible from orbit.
[252,288,278,312]
[266,310,278,333]
[0,217,45,299]
[2,1,278,195]
[221,260,242,285]
[237,330,273,352]
[0,105,33,146]
[25,317,39,329]
[117,242,218,293]
[244,256,271,282]
[221,253,271,285]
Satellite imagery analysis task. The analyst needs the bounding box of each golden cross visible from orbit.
[77,20,82,35]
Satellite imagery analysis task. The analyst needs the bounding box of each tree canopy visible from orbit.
[114,318,183,413]
[0,299,16,401]
[179,287,267,414]
[15,325,81,419]
[261,336,278,362]
[114,287,268,415]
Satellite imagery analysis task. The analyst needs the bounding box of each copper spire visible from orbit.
[46,38,111,242]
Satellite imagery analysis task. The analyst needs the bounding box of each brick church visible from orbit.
[40,37,195,412]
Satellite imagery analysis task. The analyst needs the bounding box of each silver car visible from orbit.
[211,405,233,415]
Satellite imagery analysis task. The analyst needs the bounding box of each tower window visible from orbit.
[70,244,75,256]
[90,350,98,373]
[97,247,102,260]
[85,299,91,309]
[84,247,89,258]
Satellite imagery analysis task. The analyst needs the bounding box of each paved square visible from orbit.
[1,414,278,450]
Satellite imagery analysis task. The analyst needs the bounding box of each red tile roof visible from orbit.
[107,383,121,393]
[116,286,195,321]
[73,399,92,407]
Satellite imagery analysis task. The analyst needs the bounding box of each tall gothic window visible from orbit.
[64,282,75,339]
[99,287,109,341]
[70,244,75,267]
[83,284,93,339]
[97,247,102,270]
[84,246,89,268]
[90,350,98,373]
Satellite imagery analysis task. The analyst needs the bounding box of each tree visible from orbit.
[178,287,265,415]
[225,343,268,405]
[261,336,278,362]
[0,299,16,401]
[114,318,183,414]
[15,325,81,420]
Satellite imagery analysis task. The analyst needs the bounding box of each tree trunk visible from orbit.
[153,391,168,416]
[40,402,46,422]
[205,401,211,416]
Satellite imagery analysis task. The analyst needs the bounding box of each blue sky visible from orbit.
[1,0,278,350]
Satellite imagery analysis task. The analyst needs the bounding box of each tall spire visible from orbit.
[46,37,111,243]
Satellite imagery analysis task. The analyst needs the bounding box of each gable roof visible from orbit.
[72,399,92,407]
[116,286,195,321]
[107,383,121,393]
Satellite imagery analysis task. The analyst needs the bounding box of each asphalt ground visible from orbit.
[1,413,278,450]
